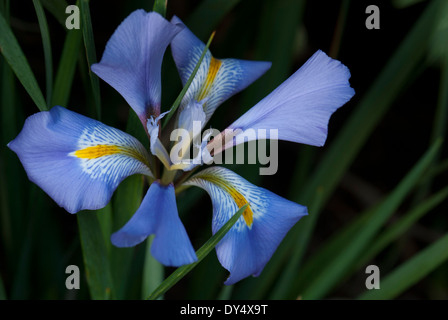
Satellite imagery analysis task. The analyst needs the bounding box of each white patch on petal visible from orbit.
[203,59,243,122]
[70,124,153,183]
[185,167,268,232]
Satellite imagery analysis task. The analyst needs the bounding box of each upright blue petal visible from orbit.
[184,167,307,284]
[91,10,182,125]
[170,16,271,123]
[111,181,197,267]
[209,50,355,154]
[7,106,153,214]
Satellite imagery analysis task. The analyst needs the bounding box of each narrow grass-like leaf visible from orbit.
[278,204,378,298]
[40,0,68,26]
[288,183,448,298]
[75,4,111,299]
[96,203,112,255]
[239,0,306,112]
[299,139,442,299]
[186,0,241,40]
[77,211,114,300]
[415,44,448,198]
[52,28,82,107]
[0,11,47,111]
[110,175,144,299]
[142,236,164,299]
[217,285,233,300]
[10,185,45,299]
[429,21,448,145]
[358,232,448,300]
[152,0,166,18]
[146,204,247,300]
[393,0,426,9]
[80,0,101,119]
[354,186,448,272]
[162,31,215,128]
[289,146,316,196]
[265,0,445,299]
[287,185,448,298]
[33,0,53,108]
[329,0,351,58]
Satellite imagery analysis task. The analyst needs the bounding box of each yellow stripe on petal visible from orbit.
[196,173,253,227]
[197,57,222,101]
[73,144,150,167]
[74,145,121,159]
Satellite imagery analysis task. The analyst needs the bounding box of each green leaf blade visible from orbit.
[152,0,166,17]
[0,11,47,111]
[358,232,448,300]
[52,29,82,107]
[80,0,101,119]
[299,139,442,300]
[77,210,115,300]
[33,0,53,108]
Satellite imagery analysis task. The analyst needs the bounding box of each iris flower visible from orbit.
[7,10,354,285]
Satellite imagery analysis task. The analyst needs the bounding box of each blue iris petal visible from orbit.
[7,106,152,214]
[226,50,355,148]
[185,167,307,284]
[218,191,307,285]
[170,15,271,124]
[91,10,182,124]
[111,181,197,267]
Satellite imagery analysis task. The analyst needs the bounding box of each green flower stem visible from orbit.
[141,236,164,299]
[146,204,247,300]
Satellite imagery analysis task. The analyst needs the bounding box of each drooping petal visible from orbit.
[170,16,271,123]
[7,106,153,214]
[91,10,182,125]
[111,181,197,267]
[184,167,307,284]
[209,50,355,154]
